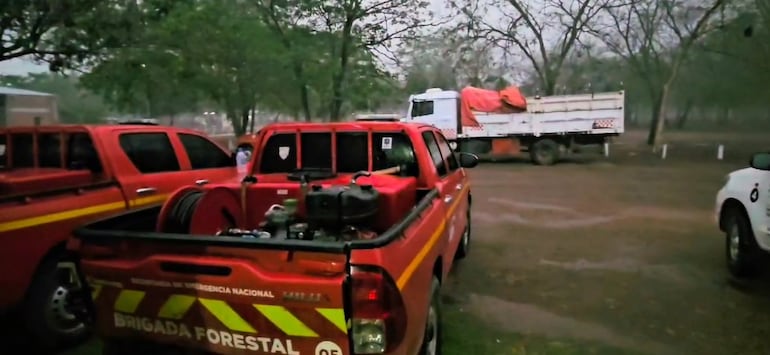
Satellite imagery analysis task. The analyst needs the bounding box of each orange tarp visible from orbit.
[460,86,527,127]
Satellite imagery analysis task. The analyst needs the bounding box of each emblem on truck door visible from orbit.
[282,291,326,303]
[751,183,759,203]
[279,146,290,160]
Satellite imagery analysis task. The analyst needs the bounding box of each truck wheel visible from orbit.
[530,139,560,166]
[455,207,471,260]
[22,256,90,352]
[419,277,442,355]
[725,209,761,278]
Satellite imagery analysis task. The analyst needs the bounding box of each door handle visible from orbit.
[195,179,209,186]
[136,187,157,195]
[456,183,463,191]
[444,195,453,203]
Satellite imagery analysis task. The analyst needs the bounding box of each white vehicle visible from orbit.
[405,87,625,165]
[716,152,770,277]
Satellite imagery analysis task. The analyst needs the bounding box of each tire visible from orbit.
[22,256,91,352]
[419,277,442,355]
[725,208,761,278]
[455,207,471,260]
[530,139,560,166]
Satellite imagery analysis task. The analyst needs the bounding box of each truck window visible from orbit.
[411,100,434,117]
[0,134,6,169]
[68,132,103,172]
[300,132,332,170]
[235,143,254,167]
[336,132,368,172]
[259,133,297,173]
[178,133,234,169]
[421,131,447,177]
[374,132,419,177]
[38,133,62,168]
[434,131,459,172]
[11,133,34,168]
[119,133,180,174]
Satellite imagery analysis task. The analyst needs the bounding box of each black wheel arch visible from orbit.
[720,198,750,232]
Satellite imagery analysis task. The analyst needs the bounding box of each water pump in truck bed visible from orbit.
[303,171,380,241]
[223,171,382,241]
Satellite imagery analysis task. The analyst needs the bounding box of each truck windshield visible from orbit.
[258,130,417,177]
[411,100,434,117]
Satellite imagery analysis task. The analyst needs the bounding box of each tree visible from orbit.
[0,0,190,71]
[594,0,728,148]
[452,0,621,95]
[252,0,437,121]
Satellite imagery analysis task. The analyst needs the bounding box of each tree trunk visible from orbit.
[650,83,670,151]
[249,106,256,133]
[543,76,557,96]
[675,99,693,129]
[329,19,354,122]
[646,92,663,146]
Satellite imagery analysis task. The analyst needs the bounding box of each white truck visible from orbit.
[405,87,626,165]
[716,152,770,278]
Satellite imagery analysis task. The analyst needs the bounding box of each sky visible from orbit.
[0,57,48,76]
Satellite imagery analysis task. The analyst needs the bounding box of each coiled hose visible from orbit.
[162,190,204,233]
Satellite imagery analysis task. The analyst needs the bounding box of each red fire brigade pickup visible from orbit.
[70,120,479,355]
[0,123,238,351]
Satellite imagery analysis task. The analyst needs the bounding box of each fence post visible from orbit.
[661,144,668,159]
[717,144,724,160]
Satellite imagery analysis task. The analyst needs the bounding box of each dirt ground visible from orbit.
[441,129,770,355]
[8,129,770,355]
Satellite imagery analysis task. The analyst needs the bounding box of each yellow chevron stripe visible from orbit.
[114,290,145,313]
[316,308,348,334]
[109,292,348,337]
[158,295,197,320]
[90,285,102,300]
[199,298,257,333]
[254,305,319,337]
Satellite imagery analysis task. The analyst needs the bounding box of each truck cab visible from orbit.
[717,152,770,277]
[407,89,461,139]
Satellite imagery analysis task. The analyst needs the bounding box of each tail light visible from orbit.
[349,266,407,354]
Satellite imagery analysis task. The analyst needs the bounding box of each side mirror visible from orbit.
[458,152,479,168]
[749,152,770,170]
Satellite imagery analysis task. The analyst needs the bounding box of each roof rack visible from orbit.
[353,113,402,122]
[114,118,159,125]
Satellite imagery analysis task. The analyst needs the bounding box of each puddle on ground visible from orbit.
[539,258,691,284]
[487,197,577,213]
[466,293,677,355]
[474,210,622,229]
[477,198,702,228]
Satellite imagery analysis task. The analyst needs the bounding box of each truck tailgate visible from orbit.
[80,243,350,355]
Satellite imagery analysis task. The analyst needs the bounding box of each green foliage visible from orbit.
[0,0,193,70]
[72,0,407,131]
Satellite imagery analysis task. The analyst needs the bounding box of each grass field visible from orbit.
[9,128,770,354]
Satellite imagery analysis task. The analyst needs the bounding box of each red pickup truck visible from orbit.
[0,123,239,351]
[70,120,479,355]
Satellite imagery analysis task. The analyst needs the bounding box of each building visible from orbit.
[0,87,58,127]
